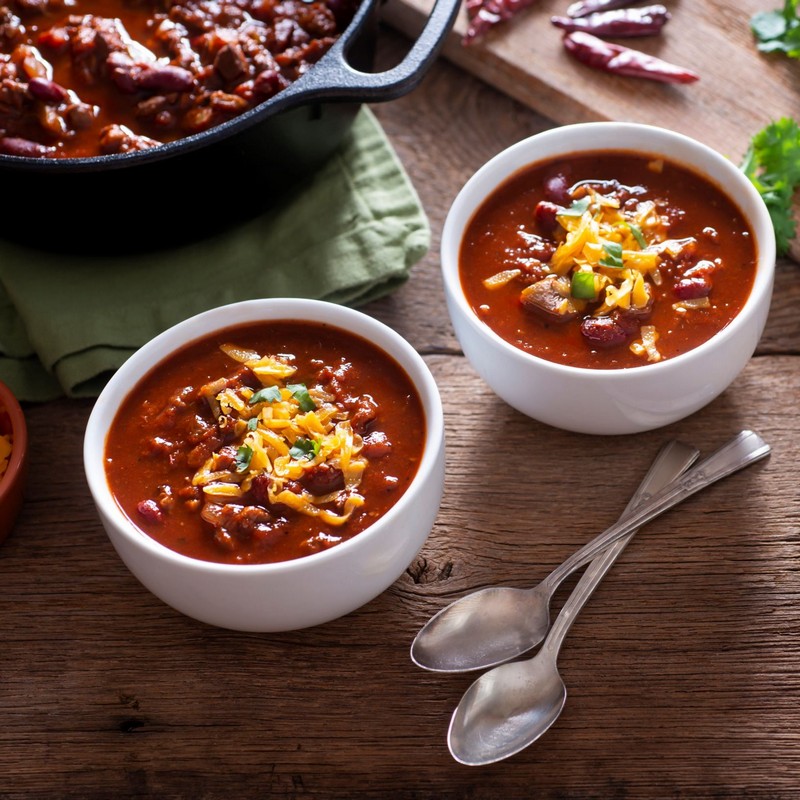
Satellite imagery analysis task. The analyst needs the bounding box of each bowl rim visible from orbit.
[440,121,777,379]
[0,379,27,499]
[84,298,444,575]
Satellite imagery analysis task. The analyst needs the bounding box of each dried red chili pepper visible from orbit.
[562,31,700,83]
[552,5,671,37]
[463,0,538,44]
[566,0,631,19]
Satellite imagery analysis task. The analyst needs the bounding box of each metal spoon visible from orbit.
[447,430,771,766]
[412,430,770,674]
[411,439,699,673]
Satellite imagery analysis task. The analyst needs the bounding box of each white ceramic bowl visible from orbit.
[441,122,776,435]
[84,299,445,632]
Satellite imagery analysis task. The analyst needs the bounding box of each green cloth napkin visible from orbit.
[0,107,429,402]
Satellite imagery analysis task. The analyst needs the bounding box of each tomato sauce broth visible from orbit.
[459,152,757,369]
[104,320,426,565]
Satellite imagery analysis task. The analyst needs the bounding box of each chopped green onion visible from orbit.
[234,444,253,473]
[571,271,597,299]
[289,437,320,460]
[287,383,316,412]
[628,223,647,249]
[558,197,591,217]
[249,385,282,405]
[600,241,624,268]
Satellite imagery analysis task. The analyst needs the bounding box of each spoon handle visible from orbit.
[544,430,770,592]
[543,439,699,655]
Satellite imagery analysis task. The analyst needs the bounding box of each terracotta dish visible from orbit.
[0,381,28,544]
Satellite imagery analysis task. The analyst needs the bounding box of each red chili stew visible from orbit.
[0,0,358,158]
[104,320,426,565]
[459,151,757,369]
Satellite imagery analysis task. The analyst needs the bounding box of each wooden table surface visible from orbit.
[2,27,799,800]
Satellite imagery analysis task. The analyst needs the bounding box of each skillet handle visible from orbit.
[276,0,461,104]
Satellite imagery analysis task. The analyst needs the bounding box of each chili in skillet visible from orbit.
[0,0,358,157]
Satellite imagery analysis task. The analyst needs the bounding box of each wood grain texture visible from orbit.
[384,0,800,164]
[0,28,798,800]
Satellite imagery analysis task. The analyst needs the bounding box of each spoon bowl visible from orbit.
[448,649,566,766]
[411,585,551,672]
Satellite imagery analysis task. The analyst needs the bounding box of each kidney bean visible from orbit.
[106,52,139,93]
[253,68,289,98]
[544,173,571,205]
[533,200,561,235]
[36,27,69,53]
[137,499,165,524]
[136,64,194,92]
[517,229,557,261]
[0,135,54,157]
[674,276,712,299]
[362,430,392,459]
[301,463,345,496]
[27,76,67,103]
[580,313,638,348]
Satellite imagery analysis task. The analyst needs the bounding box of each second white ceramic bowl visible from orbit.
[84,299,445,631]
[441,122,776,435]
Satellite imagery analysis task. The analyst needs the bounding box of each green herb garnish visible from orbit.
[558,196,591,217]
[234,444,253,472]
[289,437,320,460]
[287,383,316,412]
[599,241,624,268]
[570,271,597,299]
[249,385,282,405]
[246,417,259,431]
[751,0,800,57]
[740,116,800,256]
[628,222,647,249]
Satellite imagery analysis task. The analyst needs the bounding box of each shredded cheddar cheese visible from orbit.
[0,434,11,479]
[193,348,368,526]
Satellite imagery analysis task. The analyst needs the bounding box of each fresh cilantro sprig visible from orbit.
[751,0,800,56]
[740,117,800,256]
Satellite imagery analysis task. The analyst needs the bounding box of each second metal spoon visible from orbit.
[447,430,771,765]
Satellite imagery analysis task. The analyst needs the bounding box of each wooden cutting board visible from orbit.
[384,0,800,164]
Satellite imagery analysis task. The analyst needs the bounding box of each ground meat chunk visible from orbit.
[520,275,581,322]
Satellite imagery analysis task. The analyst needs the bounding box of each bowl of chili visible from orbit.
[441,122,776,435]
[0,381,28,544]
[83,298,445,631]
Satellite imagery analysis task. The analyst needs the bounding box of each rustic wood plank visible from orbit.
[0,26,798,800]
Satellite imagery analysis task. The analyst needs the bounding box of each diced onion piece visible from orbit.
[630,325,662,363]
[482,269,521,288]
[203,483,244,498]
[219,343,262,363]
[673,297,711,313]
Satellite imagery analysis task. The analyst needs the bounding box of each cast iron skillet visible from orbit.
[0,0,461,253]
